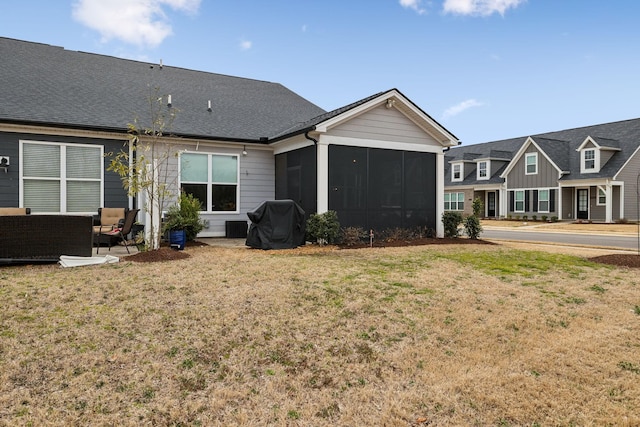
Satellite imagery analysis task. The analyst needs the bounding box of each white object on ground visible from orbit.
[59,255,119,268]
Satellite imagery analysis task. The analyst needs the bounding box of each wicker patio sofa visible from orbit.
[0,215,93,264]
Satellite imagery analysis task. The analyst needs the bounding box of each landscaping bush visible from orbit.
[442,211,463,238]
[163,192,205,241]
[307,211,340,244]
[541,215,548,222]
[464,215,483,239]
[551,216,559,222]
[340,227,367,246]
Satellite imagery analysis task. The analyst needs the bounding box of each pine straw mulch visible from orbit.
[127,238,640,268]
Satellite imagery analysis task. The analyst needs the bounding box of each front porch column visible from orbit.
[316,141,329,214]
[605,183,613,223]
[436,152,444,238]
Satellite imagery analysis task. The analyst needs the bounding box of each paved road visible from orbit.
[482,228,640,251]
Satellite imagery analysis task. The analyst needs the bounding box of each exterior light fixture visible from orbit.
[242,145,248,156]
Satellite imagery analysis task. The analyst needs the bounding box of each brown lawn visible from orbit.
[1,244,639,426]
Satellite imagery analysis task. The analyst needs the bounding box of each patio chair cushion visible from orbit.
[0,207,30,215]
[93,207,126,233]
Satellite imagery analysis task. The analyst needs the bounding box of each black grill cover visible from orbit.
[245,200,306,249]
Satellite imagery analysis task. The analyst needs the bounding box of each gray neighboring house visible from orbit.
[444,119,640,222]
[0,37,459,237]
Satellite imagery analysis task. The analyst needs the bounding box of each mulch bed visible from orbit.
[126,238,640,268]
[587,254,640,268]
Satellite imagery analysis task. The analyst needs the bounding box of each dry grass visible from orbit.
[1,244,639,426]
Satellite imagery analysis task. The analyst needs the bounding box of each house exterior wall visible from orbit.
[0,130,128,209]
[589,186,605,220]
[507,146,558,189]
[601,150,615,167]
[616,148,640,221]
[329,105,441,146]
[561,187,574,220]
[167,141,274,237]
[444,188,474,216]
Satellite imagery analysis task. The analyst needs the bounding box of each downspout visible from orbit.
[304,130,318,145]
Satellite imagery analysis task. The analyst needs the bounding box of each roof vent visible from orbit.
[207,100,212,112]
[159,59,163,69]
[167,94,172,107]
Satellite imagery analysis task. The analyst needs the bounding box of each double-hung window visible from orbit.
[514,190,525,212]
[180,152,239,212]
[525,153,537,175]
[452,163,462,182]
[21,141,103,213]
[477,161,488,180]
[538,189,549,212]
[444,192,464,211]
[584,149,596,171]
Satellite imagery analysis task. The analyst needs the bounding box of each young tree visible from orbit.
[107,90,180,250]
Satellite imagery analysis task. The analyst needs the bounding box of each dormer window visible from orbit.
[525,153,537,175]
[477,161,489,180]
[452,163,462,182]
[581,148,599,173]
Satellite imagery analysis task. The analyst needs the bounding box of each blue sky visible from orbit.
[2,0,639,145]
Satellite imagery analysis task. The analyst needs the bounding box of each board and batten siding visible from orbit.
[165,141,274,237]
[506,146,559,189]
[615,147,640,221]
[328,105,442,147]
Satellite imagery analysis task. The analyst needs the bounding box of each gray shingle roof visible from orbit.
[0,37,326,141]
[445,117,640,185]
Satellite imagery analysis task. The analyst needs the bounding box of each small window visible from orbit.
[597,187,606,206]
[452,163,462,182]
[478,161,488,180]
[525,153,537,175]
[538,189,549,213]
[514,190,525,212]
[584,149,596,170]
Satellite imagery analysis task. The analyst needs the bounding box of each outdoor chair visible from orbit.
[97,209,139,254]
[94,207,126,233]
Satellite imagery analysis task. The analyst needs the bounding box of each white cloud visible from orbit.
[72,0,201,48]
[239,40,253,51]
[399,0,427,15]
[442,0,525,16]
[443,99,484,119]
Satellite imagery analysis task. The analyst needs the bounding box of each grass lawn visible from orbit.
[1,244,639,426]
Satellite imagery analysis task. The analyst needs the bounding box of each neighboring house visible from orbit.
[0,37,459,237]
[444,119,640,222]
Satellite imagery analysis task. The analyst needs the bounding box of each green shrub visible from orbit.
[463,215,483,239]
[442,211,463,238]
[472,197,484,217]
[307,211,340,244]
[551,216,559,222]
[531,215,537,221]
[163,192,205,241]
[522,215,528,221]
[541,215,548,222]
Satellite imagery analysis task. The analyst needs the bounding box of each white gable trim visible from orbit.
[613,144,640,180]
[318,134,445,154]
[313,90,459,148]
[500,137,563,178]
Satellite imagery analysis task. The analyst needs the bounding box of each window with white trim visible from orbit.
[525,153,537,175]
[597,186,606,206]
[477,161,488,180]
[180,152,239,212]
[514,190,525,212]
[538,189,549,213]
[444,192,464,211]
[451,163,462,182]
[21,141,103,213]
[584,149,595,171]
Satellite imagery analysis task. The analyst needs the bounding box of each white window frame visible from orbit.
[597,186,606,206]
[538,189,550,213]
[179,151,240,214]
[581,148,599,173]
[514,190,525,213]
[477,160,489,180]
[451,163,463,182]
[525,153,538,175]
[20,140,104,214]
[444,192,464,211]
